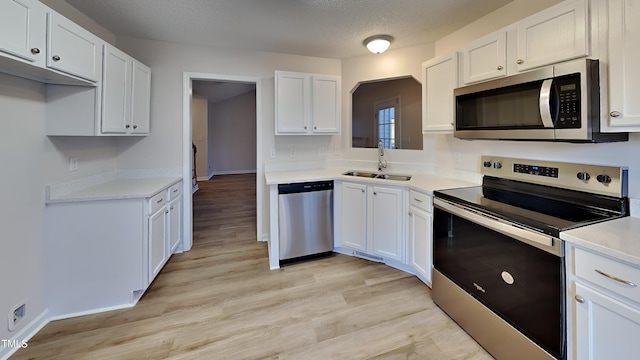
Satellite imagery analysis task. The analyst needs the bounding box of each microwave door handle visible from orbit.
[539,79,555,128]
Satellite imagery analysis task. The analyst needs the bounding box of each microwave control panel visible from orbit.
[555,74,581,129]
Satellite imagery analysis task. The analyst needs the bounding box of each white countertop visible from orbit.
[46,177,182,204]
[561,217,640,267]
[264,168,479,194]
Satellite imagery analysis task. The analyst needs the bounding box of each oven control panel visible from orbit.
[481,156,628,198]
[513,164,559,178]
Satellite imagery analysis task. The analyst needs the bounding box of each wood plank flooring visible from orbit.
[12,174,493,360]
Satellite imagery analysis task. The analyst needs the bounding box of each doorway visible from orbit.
[182,73,263,251]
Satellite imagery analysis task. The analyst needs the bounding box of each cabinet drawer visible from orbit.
[149,191,167,214]
[409,190,432,212]
[168,182,182,200]
[574,247,640,304]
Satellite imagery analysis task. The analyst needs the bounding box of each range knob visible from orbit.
[493,162,502,169]
[483,161,492,168]
[596,174,612,184]
[576,172,590,181]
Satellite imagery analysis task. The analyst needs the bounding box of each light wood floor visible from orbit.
[12,174,492,360]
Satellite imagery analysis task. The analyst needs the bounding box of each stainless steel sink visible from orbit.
[342,170,412,181]
[342,170,377,178]
[375,173,412,181]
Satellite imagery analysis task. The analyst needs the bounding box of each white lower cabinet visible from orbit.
[338,181,405,263]
[407,190,433,285]
[568,244,640,359]
[45,180,182,318]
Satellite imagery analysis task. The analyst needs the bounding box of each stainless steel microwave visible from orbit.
[454,59,628,143]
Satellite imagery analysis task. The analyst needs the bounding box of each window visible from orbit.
[375,98,399,149]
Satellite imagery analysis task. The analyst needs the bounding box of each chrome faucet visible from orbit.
[377,139,387,171]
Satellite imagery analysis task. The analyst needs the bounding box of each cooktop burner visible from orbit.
[435,156,629,238]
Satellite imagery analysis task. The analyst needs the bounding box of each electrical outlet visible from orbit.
[334,146,341,156]
[8,301,26,331]
[289,148,297,158]
[69,157,78,171]
[269,149,276,159]
[318,147,328,156]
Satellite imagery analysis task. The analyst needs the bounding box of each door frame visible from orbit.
[182,72,263,251]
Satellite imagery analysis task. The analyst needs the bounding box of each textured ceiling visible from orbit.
[64,0,513,59]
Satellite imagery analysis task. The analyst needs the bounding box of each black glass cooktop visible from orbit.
[435,176,628,237]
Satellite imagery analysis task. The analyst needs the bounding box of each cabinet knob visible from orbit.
[314,126,317,130]
[575,295,585,303]
[125,124,131,129]
[496,65,503,71]
[610,111,621,118]
[516,59,524,65]
[304,126,307,130]
[133,124,138,129]
[373,192,377,195]
[361,189,365,193]
[31,48,40,55]
[165,210,169,214]
[52,55,61,62]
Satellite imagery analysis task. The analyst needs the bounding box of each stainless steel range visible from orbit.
[432,156,629,360]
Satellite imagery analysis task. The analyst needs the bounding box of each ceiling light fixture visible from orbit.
[364,35,394,54]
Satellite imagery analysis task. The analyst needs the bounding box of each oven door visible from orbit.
[433,198,565,359]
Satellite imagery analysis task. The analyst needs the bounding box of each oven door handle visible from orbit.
[435,198,562,256]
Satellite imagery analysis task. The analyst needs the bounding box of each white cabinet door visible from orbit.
[168,196,182,253]
[311,75,341,133]
[340,182,367,251]
[515,0,588,72]
[148,207,167,283]
[101,45,130,134]
[0,0,46,64]
[47,12,102,82]
[408,206,432,285]
[606,0,640,129]
[461,31,507,84]
[275,71,308,134]
[372,186,404,262]
[130,61,151,134]
[574,282,640,360]
[422,52,458,133]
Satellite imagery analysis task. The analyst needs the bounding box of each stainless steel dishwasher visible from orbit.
[278,181,334,264]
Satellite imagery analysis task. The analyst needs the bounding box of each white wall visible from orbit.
[340,43,436,169]
[112,36,341,242]
[209,90,257,175]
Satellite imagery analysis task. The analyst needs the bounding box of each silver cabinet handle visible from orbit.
[170,206,174,210]
[595,269,637,287]
[408,212,413,216]
[575,295,585,303]
[52,55,61,62]
[361,189,365,193]
[413,198,423,203]
[373,192,377,195]
[304,126,307,130]
[133,125,138,129]
[516,59,524,65]
[610,111,621,118]
[314,126,317,130]
[165,210,169,214]
[496,65,503,70]
[173,189,179,193]
[125,124,130,129]
[157,198,163,204]
[31,48,40,55]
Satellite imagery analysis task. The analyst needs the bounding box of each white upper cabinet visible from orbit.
[515,0,588,72]
[602,0,640,130]
[275,71,341,135]
[102,44,150,135]
[0,0,46,65]
[460,0,588,85]
[422,52,459,133]
[311,75,341,133]
[0,0,103,85]
[461,32,507,84]
[47,12,103,82]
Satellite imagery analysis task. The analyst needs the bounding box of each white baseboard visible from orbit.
[260,233,269,242]
[0,309,50,360]
[48,303,135,322]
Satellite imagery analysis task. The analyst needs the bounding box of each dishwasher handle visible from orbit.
[278,180,333,194]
